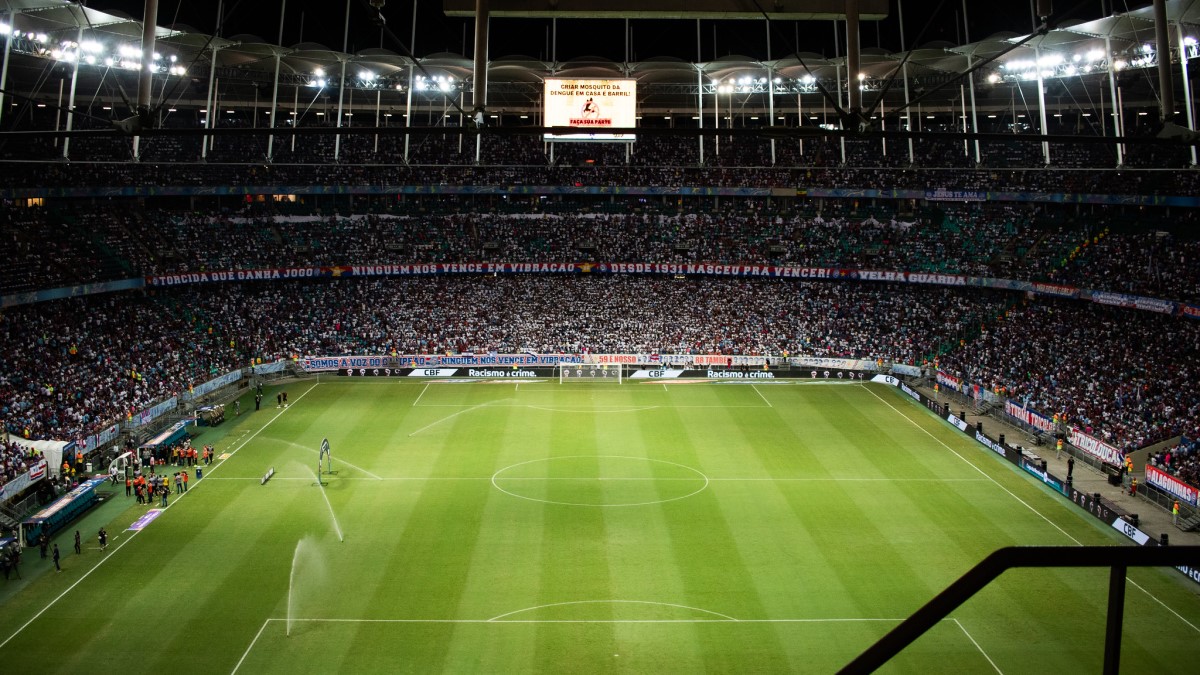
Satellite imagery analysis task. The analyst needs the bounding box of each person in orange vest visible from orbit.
[125,477,132,497]
[62,460,70,476]
[1056,438,1064,460]
[1173,500,1181,525]
[1129,477,1138,498]
[182,470,189,492]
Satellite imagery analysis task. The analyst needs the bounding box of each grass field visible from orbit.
[1,378,1198,674]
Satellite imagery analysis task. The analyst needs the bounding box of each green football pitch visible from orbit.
[2,378,1198,674]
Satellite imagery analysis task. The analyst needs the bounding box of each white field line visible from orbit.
[260,616,923,625]
[408,402,496,436]
[230,618,272,675]
[487,600,738,622]
[0,382,321,653]
[412,383,430,407]
[864,384,1200,635]
[751,384,773,408]
[861,384,1082,544]
[203,476,991,483]
[953,619,1003,675]
[414,403,768,409]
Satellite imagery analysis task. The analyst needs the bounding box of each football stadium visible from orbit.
[1,1,1199,673]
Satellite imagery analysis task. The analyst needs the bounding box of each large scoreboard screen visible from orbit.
[543,78,636,142]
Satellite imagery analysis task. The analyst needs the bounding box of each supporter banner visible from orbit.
[891,364,922,376]
[1069,427,1125,464]
[0,277,143,308]
[1004,401,1058,434]
[7,185,1200,208]
[937,370,967,395]
[1182,304,1200,320]
[924,189,986,202]
[184,370,243,401]
[1087,290,1177,315]
[251,361,289,375]
[791,357,875,371]
[0,459,48,502]
[1145,464,1199,507]
[306,354,584,372]
[692,355,769,367]
[131,397,177,427]
[81,423,120,453]
[1029,282,1080,299]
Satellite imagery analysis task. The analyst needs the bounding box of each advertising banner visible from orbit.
[1020,458,1065,493]
[543,78,636,141]
[1145,464,1199,507]
[1069,427,1125,464]
[628,369,685,379]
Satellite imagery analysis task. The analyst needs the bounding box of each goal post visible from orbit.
[557,362,623,384]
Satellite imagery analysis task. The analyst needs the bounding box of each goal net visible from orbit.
[557,362,623,384]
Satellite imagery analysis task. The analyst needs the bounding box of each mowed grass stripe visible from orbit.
[531,399,618,672]
[648,397,799,672]
[441,401,551,672]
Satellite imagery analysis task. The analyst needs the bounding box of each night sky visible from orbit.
[96,0,1113,61]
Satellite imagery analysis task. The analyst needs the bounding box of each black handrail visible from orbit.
[839,545,1200,674]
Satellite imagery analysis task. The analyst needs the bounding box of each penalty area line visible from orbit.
[231,618,272,675]
[952,619,1003,675]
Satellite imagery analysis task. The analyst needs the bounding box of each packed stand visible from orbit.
[937,298,1200,453]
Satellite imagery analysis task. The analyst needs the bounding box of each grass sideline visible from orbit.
[0,380,1197,674]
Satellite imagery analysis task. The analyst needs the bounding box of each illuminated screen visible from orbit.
[543,78,636,142]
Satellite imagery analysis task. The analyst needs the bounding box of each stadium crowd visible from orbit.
[1149,438,1200,489]
[938,299,1200,451]
[6,198,1200,304]
[0,278,1006,445]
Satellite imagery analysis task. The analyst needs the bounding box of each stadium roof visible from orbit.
[0,0,1190,117]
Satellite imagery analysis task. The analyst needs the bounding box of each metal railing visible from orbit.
[839,545,1200,674]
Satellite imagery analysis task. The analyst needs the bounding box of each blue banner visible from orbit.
[184,370,243,401]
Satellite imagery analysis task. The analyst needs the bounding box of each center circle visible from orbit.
[491,455,709,507]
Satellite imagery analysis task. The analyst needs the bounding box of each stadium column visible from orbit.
[404,0,417,164]
[0,10,16,129]
[845,0,861,114]
[961,0,981,166]
[1152,0,1173,123]
[898,0,914,164]
[1177,20,1198,166]
[697,21,704,165]
[472,0,489,164]
[334,0,351,162]
[267,0,286,162]
[133,0,159,161]
[766,19,775,166]
[61,23,83,160]
[1104,32,1123,166]
[1034,45,1050,165]
[202,44,221,159]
